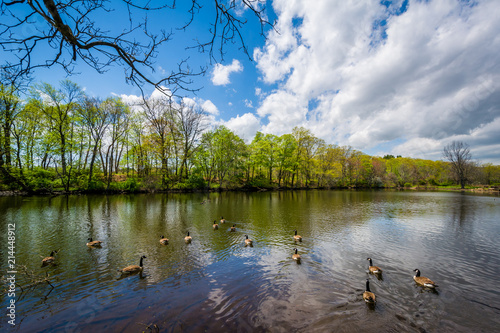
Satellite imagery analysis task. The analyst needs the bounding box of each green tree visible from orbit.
[33,80,84,190]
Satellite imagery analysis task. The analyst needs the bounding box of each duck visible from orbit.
[293,230,302,242]
[220,216,226,224]
[292,248,301,261]
[41,251,57,267]
[244,235,253,246]
[367,258,382,274]
[159,235,169,245]
[413,269,438,288]
[230,224,236,232]
[86,238,103,247]
[184,231,192,243]
[119,255,146,275]
[213,220,219,230]
[363,279,376,303]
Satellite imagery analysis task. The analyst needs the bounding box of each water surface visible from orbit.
[1,190,499,332]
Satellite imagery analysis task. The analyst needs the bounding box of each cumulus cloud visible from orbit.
[222,113,261,142]
[254,0,500,163]
[211,59,244,85]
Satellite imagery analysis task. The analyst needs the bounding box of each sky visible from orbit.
[2,0,500,164]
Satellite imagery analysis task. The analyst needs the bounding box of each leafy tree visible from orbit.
[275,134,297,187]
[32,80,83,190]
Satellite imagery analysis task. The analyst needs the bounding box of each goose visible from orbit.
[184,231,192,243]
[119,255,146,275]
[220,216,226,224]
[159,235,169,245]
[41,251,56,267]
[292,248,301,261]
[293,230,302,242]
[230,224,236,232]
[367,258,382,274]
[413,269,438,288]
[86,238,103,247]
[244,235,253,246]
[363,279,376,303]
[213,220,219,230]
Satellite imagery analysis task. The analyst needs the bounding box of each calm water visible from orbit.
[1,190,499,332]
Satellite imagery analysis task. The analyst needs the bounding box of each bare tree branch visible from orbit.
[0,0,273,96]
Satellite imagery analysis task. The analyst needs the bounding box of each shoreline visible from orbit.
[1,185,498,197]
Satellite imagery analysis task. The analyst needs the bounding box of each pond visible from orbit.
[1,190,499,332]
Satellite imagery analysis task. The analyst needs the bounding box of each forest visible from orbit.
[1,81,500,194]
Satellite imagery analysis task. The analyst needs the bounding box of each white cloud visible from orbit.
[211,59,244,85]
[254,0,500,163]
[201,100,219,115]
[222,113,261,142]
[244,99,254,108]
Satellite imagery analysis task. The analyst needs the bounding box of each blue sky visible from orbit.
[2,0,499,164]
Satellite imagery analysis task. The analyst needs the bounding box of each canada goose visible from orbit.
[244,235,253,246]
[185,231,192,243]
[213,220,219,230]
[220,216,226,224]
[119,255,146,275]
[293,230,302,242]
[86,238,103,247]
[41,251,56,267]
[230,224,236,232]
[363,279,376,303]
[367,258,382,274]
[413,269,438,288]
[292,248,301,261]
[159,235,169,245]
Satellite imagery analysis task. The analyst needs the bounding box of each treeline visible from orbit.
[1,80,500,193]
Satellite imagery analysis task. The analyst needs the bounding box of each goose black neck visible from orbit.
[88,238,92,242]
[368,258,373,266]
[366,280,371,292]
[140,257,144,267]
[294,230,298,235]
[415,270,420,277]
[295,248,298,254]
[187,232,190,236]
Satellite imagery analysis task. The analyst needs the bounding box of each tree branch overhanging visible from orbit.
[0,0,273,96]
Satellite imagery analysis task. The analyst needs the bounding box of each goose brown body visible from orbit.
[86,238,103,247]
[41,251,56,266]
[363,279,376,303]
[244,235,253,246]
[230,224,236,232]
[220,216,226,224]
[159,236,169,245]
[292,248,301,261]
[120,255,146,274]
[367,258,382,274]
[184,232,192,243]
[413,269,437,288]
[293,230,302,242]
[213,221,219,230]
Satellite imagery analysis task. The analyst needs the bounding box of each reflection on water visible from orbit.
[1,191,499,332]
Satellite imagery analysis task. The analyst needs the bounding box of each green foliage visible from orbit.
[1,80,498,194]
[25,168,56,191]
[186,174,206,189]
[247,175,273,188]
[121,177,140,192]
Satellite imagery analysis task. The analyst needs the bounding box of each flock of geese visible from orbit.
[41,215,438,304]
